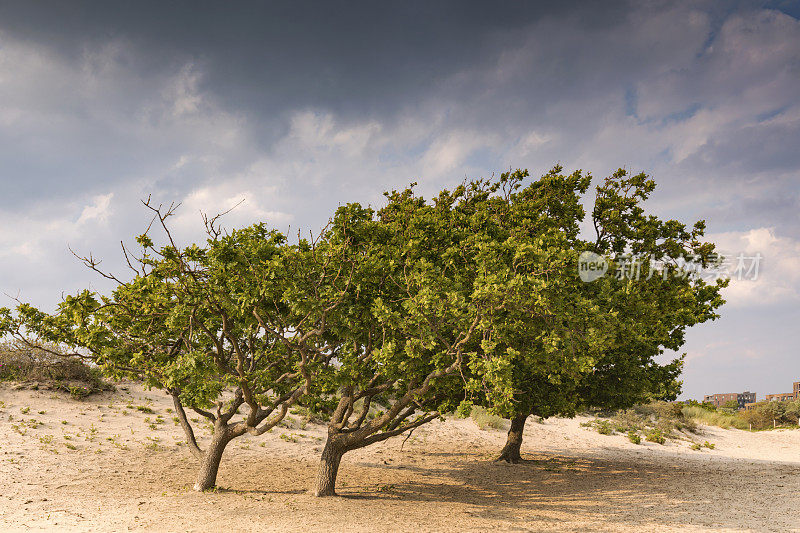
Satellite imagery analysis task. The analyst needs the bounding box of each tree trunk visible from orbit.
[314,436,346,497]
[193,429,230,492]
[496,413,527,463]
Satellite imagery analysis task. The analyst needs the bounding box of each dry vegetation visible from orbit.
[0,342,111,398]
[582,399,800,454]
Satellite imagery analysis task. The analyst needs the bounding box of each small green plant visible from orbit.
[107,435,127,450]
[64,442,77,450]
[595,420,613,435]
[690,443,702,450]
[703,441,715,449]
[39,435,54,444]
[22,418,42,429]
[20,406,30,414]
[645,429,666,444]
[627,431,641,444]
[136,406,154,414]
[68,385,93,400]
[84,424,98,442]
[279,433,299,443]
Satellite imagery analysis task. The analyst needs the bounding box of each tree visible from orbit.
[305,171,595,495]
[468,168,727,462]
[0,202,356,491]
[305,193,483,496]
[722,399,741,411]
[449,167,615,462]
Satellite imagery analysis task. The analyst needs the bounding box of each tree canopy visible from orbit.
[0,166,727,491]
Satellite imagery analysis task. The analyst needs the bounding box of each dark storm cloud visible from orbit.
[0,0,631,207]
[0,1,626,121]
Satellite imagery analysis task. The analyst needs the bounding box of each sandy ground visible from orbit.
[1,383,799,532]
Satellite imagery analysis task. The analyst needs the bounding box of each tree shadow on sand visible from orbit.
[337,449,800,530]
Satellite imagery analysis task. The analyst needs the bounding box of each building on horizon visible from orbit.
[766,392,795,402]
[703,391,756,409]
[762,381,800,403]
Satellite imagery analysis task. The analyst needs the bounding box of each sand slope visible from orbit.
[1,383,799,532]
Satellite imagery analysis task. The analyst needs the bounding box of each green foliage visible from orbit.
[279,433,299,443]
[457,167,726,434]
[454,400,473,419]
[595,420,613,435]
[721,400,740,411]
[0,164,728,493]
[645,429,666,444]
[627,431,641,444]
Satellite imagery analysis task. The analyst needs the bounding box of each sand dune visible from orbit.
[1,383,799,532]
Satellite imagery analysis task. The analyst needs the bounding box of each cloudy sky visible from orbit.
[1,0,798,400]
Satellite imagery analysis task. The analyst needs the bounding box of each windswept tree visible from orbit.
[306,176,582,496]
[0,165,727,495]
[306,196,481,497]
[1,202,357,491]
[481,168,727,462]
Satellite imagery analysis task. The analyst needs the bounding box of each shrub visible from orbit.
[645,429,665,444]
[682,400,800,431]
[288,403,330,425]
[627,431,641,444]
[454,400,473,419]
[690,443,702,450]
[279,433,299,443]
[0,342,110,397]
[470,406,504,430]
[610,409,646,433]
[681,405,737,429]
[595,420,613,435]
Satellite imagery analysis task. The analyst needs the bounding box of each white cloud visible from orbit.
[708,228,800,306]
[76,193,114,225]
[421,130,499,175]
